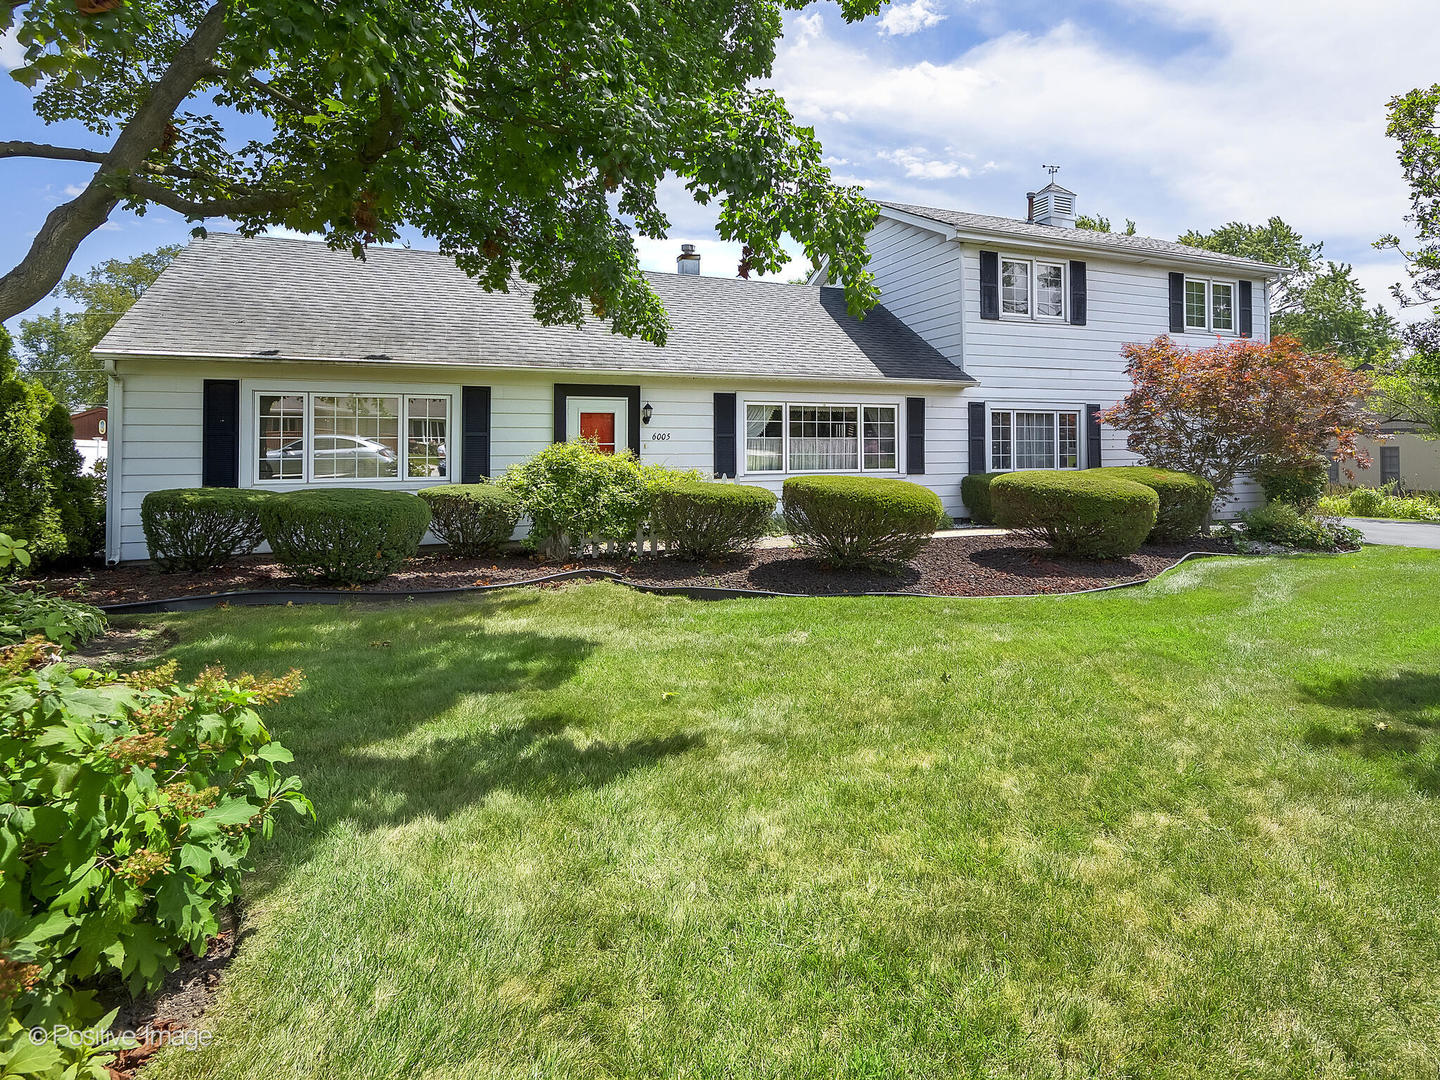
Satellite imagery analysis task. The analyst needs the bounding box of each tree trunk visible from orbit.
[0,3,229,321]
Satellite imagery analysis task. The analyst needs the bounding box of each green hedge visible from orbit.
[652,480,777,559]
[1257,462,1328,509]
[418,484,521,556]
[991,471,1158,558]
[257,489,430,584]
[961,472,1005,525]
[782,475,943,568]
[1091,466,1214,543]
[141,488,273,571]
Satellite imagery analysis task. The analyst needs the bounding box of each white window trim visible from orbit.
[741,400,903,477]
[988,408,1083,472]
[999,255,1066,322]
[252,390,453,485]
[1182,276,1239,336]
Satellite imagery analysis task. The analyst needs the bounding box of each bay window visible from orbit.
[1001,257,1065,320]
[990,409,1081,471]
[745,402,899,474]
[255,392,449,482]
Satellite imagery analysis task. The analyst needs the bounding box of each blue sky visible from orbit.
[3,0,1437,336]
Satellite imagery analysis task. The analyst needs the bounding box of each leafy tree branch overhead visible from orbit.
[0,0,886,336]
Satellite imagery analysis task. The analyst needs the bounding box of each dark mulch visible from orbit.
[102,908,241,1078]
[38,535,1238,607]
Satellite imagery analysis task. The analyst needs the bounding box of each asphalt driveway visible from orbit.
[1343,518,1440,549]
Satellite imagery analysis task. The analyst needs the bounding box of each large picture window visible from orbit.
[990,409,1082,471]
[255,392,449,482]
[1000,257,1064,321]
[744,402,899,474]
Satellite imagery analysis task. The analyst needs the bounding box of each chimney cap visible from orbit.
[680,243,696,255]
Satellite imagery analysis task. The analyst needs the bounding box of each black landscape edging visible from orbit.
[88,548,1342,614]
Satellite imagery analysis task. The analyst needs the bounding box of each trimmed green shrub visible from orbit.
[961,472,1004,525]
[0,640,310,1055]
[418,484,522,556]
[1258,461,1328,509]
[257,489,430,584]
[141,488,273,571]
[1233,503,1363,551]
[1346,486,1385,517]
[0,585,106,648]
[1092,466,1214,542]
[652,480,777,559]
[991,471,1158,558]
[782,476,943,568]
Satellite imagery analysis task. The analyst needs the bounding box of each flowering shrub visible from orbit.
[502,440,701,557]
[0,640,311,1055]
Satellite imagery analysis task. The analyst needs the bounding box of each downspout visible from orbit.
[104,359,123,564]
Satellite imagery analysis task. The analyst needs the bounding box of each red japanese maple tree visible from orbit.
[1099,335,1379,505]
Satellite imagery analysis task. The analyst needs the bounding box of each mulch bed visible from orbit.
[40,535,1239,607]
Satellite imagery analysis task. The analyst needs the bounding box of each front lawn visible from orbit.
[143,547,1440,1079]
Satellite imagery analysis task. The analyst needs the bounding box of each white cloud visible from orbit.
[63,183,85,198]
[768,4,1436,312]
[0,29,24,71]
[877,0,947,37]
[878,147,973,180]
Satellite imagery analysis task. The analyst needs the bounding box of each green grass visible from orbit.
[142,547,1440,1079]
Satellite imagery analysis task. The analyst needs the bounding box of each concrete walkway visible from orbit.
[1342,518,1440,549]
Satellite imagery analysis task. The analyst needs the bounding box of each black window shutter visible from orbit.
[906,397,925,474]
[201,379,239,487]
[1168,272,1185,333]
[461,386,491,483]
[1238,280,1253,337]
[967,401,987,474]
[1085,404,1102,469]
[1069,260,1087,326]
[713,393,737,478]
[979,250,1000,320]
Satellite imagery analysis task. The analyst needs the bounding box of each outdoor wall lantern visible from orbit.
[641,402,654,425]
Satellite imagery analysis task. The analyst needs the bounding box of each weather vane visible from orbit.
[1044,164,1061,182]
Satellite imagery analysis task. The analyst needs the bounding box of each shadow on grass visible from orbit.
[326,716,702,829]
[1298,671,1440,794]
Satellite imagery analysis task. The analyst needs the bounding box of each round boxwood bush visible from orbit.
[417,484,521,556]
[257,489,431,584]
[1257,461,1328,509]
[960,472,1005,525]
[652,480,777,559]
[141,488,273,571]
[782,475,943,568]
[1091,466,1214,543]
[991,471,1158,558]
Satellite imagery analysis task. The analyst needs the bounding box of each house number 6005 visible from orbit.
[649,431,672,441]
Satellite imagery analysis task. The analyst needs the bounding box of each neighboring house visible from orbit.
[1338,423,1440,492]
[69,404,107,473]
[93,182,1281,563]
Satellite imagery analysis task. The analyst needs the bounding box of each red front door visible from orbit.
[579,411,617,454]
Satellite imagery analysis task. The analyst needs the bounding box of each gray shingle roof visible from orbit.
[880,201,1284,273]
[96,233,972,384]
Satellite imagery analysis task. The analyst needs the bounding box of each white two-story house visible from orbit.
[94,182,1282,563]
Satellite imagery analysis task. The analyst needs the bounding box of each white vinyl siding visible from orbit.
[108,360,969,561]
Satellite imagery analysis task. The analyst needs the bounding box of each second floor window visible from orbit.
[1001,258,1065,320]
[1183,277,1238,334]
